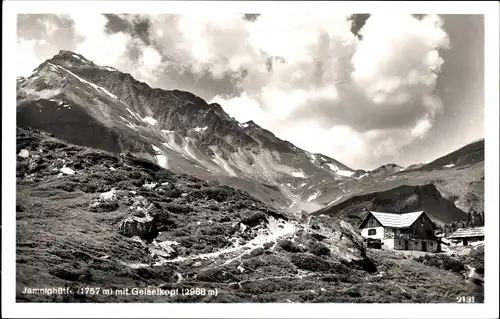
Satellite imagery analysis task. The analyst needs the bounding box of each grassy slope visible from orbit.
[15,127,483,303]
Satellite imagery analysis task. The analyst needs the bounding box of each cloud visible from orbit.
[17,13,450,169]
[16,14,164,84]
[196,14,448,168]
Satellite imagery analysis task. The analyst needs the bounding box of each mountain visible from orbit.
[17,50,361,213]
[310,139,485,226]
[414,139,484,172]
[16,50,484,223]
[15,126,483,303]
[312,184,469,227]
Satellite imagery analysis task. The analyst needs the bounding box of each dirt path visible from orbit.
[154,218,298,266]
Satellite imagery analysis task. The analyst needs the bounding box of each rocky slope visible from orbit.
[15,126,483,303]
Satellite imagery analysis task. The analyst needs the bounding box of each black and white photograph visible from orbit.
[2,1,499,318]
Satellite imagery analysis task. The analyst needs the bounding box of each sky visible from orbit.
[16,13,485,170]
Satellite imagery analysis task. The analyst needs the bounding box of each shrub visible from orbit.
[89,201,119,213]
[278,239,302,253]
[414,254,465,275]
[196,268,237,283]
[241,211,267,227]
[309,242,330,256]
[55,181,78,192]
[290,253,331,272]
[262,242,274,250]
[165,203,191,214]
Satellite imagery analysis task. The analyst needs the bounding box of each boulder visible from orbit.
[142,182,157,190]
[239,223,247,233]
[60,166,75,175]
[150,247,175,259]
[18,149,30,158]
[118,215,158,239]
[99,189,117,202]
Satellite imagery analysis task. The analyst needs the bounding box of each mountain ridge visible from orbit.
[16,50,484,220]
[17,50,358,213]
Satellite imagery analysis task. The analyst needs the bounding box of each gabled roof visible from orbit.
[360,211,425,228]
[448,227,485,239]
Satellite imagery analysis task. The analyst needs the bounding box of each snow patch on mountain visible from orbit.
[53,63,117,100]
[356,173,369,180]
[141,116,157,126]
[72,54,88,64]
[119,116,138,131]
[291,171,306,178]
[326,163,354,177]
[151,144,168,169]
[126,108,139,119]
[212,152,237,177]
[328,195,344,206]
[307,191,321,202]
[444,164,455,168]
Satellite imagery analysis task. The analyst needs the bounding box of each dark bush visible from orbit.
[241,211,267,227]
[262,242,274,250]
[79,149,118,165]
[153,169,175,182]
[55,182,78,192]
[278,239,302,253]
[290,253,331,272]
[131,178,146,187]
[129,157,163,172]
[43,140,67,150]
[196,268,237,283]
[78,182,98,193]
[162,188,182,198]
[49,267,82,281]
[165,203,190,214]
[201,187,235,202]
[347,288,361,298]
[242,248,265,259]
[414,254,465,275]
[309,242,330,256]
[89,201,119,213]
[351,257,378,273]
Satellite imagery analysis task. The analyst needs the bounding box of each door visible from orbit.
[404,240,409,250]
[422,241,427,252]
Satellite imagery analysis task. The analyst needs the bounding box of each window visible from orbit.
[368,229,376,235]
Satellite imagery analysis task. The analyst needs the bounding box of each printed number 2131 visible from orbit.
[456,296,475,303]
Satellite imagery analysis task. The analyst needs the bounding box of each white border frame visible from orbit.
[2,2,499,318]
